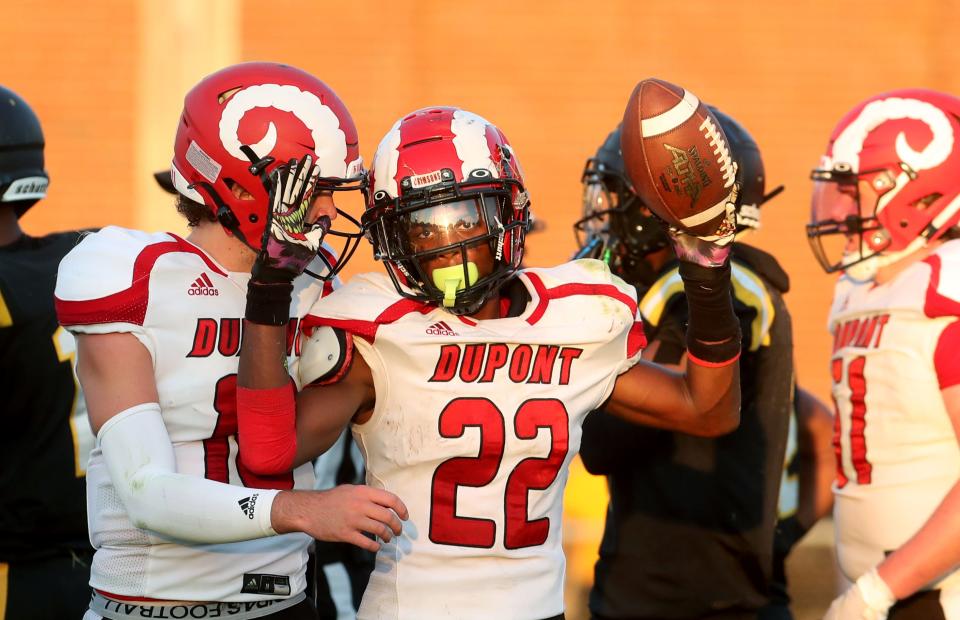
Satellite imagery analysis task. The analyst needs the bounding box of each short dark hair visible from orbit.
[176,194,216,228]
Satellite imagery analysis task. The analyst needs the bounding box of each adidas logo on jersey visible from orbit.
[241,573,291,596]
[188,272,219,296]
[426,321,457,336]
[238,494,258,519]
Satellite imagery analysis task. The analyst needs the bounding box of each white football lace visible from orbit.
[699,117,736,188]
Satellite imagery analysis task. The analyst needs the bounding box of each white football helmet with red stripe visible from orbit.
[808,89,960,280]
[364,107,531,314]
[171,62,366,277]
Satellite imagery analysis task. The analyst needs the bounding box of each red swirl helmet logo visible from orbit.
[831,96,954,173]
[218,83,348,175]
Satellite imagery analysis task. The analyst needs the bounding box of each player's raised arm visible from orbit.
[605,231,741,436]
[237,153,372,471]
[605,79,741,436]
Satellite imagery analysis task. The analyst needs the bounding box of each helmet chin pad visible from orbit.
[432,262,479,308]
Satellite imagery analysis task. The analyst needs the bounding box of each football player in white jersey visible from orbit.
[234,106,743,620]
[54,62,407,620]
[807,89,960,620]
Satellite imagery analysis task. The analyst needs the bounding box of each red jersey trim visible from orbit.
[935,319,960,389]
[302,297,431,343]
[627,321,647,358]
[523,272,638,325]
[55,234,226,327]
[94,589,165,603]
[923,254,960,318]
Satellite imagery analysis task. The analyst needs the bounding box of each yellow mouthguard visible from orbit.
[432,263,479,307]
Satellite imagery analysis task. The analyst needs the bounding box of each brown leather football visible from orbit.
[621,78,737,236]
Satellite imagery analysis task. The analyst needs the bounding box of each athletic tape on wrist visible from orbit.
[679,260,742,364]
[245,280,294,326]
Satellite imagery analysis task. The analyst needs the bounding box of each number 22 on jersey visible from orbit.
[429,397,569,549]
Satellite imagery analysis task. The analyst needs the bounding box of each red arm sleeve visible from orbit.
[236,381,298,474]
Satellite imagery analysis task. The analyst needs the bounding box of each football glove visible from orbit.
[823,568,895,620]
[669,178,739,268]
[247,151,329,283]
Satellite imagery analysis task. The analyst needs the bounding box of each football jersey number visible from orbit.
[831,355,871,487]
[205,374,295,490]
[429,397,569,549]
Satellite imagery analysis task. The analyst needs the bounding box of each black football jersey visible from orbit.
[0,231,92,561]
[581,244,795,618]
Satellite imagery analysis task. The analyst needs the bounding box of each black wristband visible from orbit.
[251,255,296,284]
[245,280,294,326]
[679,260,742,364]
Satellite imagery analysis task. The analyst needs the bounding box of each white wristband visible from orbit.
[99,403,279,542]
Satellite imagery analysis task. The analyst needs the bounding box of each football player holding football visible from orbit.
[0,84,96,620]
[55,62,406,620]
[808,89,960,620]
[235,105,742,620]
[574,110,833,620]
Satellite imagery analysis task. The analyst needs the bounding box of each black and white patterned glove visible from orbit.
[252,155,329,283]
[668,180,739,268]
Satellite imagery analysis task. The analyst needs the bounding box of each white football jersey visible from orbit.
[55,226,332,602]
[302,259,644,620]
[829,240,960,590]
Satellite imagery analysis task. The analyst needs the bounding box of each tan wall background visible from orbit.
[6,1,959,616]
[11,0,960,404]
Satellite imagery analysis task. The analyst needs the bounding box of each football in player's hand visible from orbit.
[620,78,738,236]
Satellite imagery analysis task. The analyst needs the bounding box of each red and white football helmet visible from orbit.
[363,107,530,315]
[808,88,960,279]
[171,62,366,277]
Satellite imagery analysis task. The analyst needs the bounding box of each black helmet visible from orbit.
[574,125,670,285]
[574,107,783,284]
[708,106,783,232]
[0,85,48,217]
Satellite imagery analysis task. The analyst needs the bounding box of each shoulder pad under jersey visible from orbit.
[55,226,225,327]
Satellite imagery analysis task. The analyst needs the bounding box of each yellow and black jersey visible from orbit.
[581,243,795,619]
[0,231,93,561]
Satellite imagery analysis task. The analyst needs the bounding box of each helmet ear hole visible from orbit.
[914,193,942,210]
[218,87,242,104]
[224,178,255,201]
